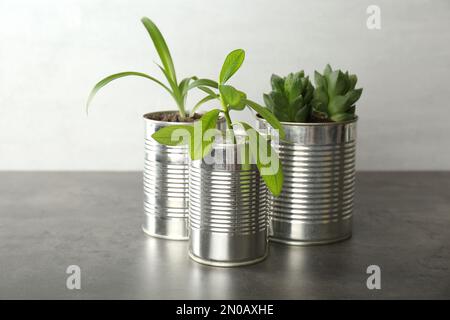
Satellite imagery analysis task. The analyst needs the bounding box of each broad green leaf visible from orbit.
[219,85,246,110]
[245,99,285,139]
[219,49,245,84]
[190,109,221,160]
[86,71,172,113]
[141,17,177,84]
[237,122,283,196]
[151,125,193,146]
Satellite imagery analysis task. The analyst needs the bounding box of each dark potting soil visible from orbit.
[146,112,202,123]
[308,114,334,123]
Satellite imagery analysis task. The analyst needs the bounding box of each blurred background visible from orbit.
[0,0,449,171]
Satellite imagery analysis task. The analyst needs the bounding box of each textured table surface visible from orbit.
[0,172,449,299]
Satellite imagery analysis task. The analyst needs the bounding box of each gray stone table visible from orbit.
[0,172,449,299]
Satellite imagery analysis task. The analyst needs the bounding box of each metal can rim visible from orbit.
[255,113,358,127]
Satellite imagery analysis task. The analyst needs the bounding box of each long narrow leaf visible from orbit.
[141,17,177,83]
[86,71,172,113]
[191,94,218,115]
[236,122,283,196]
[188,78,219,90]
[245,99,285,139]
[197,86,217,96]
[155,63,183,109]
[179,77,196,97]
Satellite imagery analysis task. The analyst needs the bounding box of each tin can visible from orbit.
[142,111,192,240]
[188,137,268,266]
[256,116,357,245]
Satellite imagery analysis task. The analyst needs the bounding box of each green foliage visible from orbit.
[86,17,211,119]
[263,71,314,122]
[152,49,284,196]
[312,64,363,122]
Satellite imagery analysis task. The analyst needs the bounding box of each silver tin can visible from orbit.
[188,137,268,266]
[256,116,357,245]
[143,111,192,240]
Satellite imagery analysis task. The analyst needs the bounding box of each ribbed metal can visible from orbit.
[143,111,191,240]
[188,137,268,266]
[256,116,357,245]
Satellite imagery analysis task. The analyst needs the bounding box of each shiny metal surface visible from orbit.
[257,116,357,245]
[142,111,192,240]
[189,138,268,266]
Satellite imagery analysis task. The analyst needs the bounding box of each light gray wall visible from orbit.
[0,0,449,170]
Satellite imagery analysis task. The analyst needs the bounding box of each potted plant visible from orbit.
[152,49,285,266]
[86,17,220,240]
[257,65,363,245]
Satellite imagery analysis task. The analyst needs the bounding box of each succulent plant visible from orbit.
[312,64,363,122]
[263,71,314,122]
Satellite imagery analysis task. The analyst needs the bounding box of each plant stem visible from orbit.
[223,110,233,131]
[220,96,236,144]
[177,102,186,120]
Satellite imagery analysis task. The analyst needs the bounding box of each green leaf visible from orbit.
[86,71,172,113]
[346,88,363,106]
[270,74,284,93]
[334,71,348,95]
[190,109,221,160]
[191,94,218,115]
[270,91,289,111]
[178,77,195,96]
[324,64,332,76]
[263,93,275,112]
[197,86,217,96]
[348,74,358,90]
[245,99,286,139]
[329,95,350,115]
[219,49,245,84]
[219,85,246,110]
[330,113,355,122]
[237,122,283,196]
[284,73,302,104]
[141,17,177,84]
[294,104,311,122]
[188,78,219,90]
[313,87,328,106]
[151,125,193,146]
[314,71,326,88]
